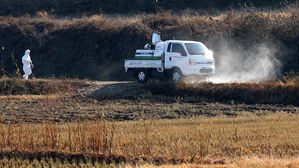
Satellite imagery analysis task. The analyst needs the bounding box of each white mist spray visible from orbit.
[207,39,281,83]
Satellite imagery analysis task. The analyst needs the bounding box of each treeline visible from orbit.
[0,0,296,17]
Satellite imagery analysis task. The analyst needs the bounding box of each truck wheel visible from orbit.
[136,69,148,83]
[170,69,182,83]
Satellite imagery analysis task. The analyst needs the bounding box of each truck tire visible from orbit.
[136,69,148,83]
[170,68,182,83]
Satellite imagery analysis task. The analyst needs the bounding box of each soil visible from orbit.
[0,80,297,124]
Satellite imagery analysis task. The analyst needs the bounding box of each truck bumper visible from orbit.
[184,65,215,76]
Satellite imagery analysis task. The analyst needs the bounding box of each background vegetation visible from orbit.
[0,3,298,80]
[0,0,296,17]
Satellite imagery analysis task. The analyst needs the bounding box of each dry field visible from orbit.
[0,157,298,167]
[0,78,298,167]
[0,115,298,167]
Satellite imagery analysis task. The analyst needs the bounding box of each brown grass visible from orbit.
[0,157,298,167]
[0,0,294,17]
[0,77,87,95]
[145,78,299,105]
[126,158,299,167]
[0,115,298,165]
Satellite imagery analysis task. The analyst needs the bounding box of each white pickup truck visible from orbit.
[124,34,215,83]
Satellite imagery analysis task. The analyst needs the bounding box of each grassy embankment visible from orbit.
[0,0,292,17]
[0,115,298,166]
[0,3,298,80]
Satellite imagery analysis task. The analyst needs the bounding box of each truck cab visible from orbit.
[162,40,214,77]
[125,38,215,83]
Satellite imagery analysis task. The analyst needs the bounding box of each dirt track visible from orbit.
[0,81,297,123]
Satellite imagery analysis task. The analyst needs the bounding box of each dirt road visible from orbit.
[0,80,297,123]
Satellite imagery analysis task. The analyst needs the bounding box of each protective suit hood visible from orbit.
[25,49,30,55]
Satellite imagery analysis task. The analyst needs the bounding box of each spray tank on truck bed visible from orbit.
[134,33,162,60]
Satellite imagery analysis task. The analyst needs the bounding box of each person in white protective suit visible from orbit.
[22,49,34,80]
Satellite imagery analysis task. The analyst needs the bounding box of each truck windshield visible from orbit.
[185,43,209,55]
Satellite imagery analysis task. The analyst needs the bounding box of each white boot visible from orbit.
[23,74,28,80]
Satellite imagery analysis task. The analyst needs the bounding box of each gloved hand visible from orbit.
[30,63,34,69]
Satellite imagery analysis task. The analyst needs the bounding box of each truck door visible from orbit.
[165,42,188,73]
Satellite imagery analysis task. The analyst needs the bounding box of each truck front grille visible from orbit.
[197,62,213,65]
[200,68,213,73]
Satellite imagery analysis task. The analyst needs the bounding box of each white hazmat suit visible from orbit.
[22,49,32,80]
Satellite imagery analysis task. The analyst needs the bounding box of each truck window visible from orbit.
[185,43,209,55]
[167,43,172,52]
[171,43,187,56]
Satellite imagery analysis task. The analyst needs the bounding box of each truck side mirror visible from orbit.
[181,51,187,56]
[176,51,187,56]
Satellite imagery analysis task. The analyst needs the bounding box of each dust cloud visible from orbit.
[206,39,281,83]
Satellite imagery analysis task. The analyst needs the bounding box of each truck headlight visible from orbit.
[189,58,196,66]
